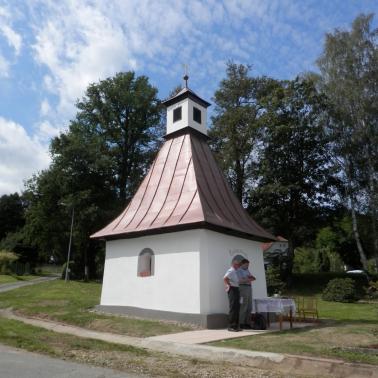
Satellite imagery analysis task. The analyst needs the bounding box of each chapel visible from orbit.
[91,79,275,328]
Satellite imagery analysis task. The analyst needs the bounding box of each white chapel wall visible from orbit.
[101,230,202,314]
[200,229,268,314]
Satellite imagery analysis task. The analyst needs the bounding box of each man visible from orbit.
[237,259,256,329]
[223,258,241,332]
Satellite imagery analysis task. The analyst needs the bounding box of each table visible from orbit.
[253,297,296,330]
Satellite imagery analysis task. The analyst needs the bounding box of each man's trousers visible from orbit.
[228,286,240,328]
[239,284,252,325]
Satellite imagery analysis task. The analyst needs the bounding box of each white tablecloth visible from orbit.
[253,298,296,315]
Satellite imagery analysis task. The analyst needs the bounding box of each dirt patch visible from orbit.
[88,318,123,333]
[37,300,70,306]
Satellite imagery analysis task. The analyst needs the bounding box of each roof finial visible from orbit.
[183,64,189,88]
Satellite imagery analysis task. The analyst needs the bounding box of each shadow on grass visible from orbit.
[13,276,30,282]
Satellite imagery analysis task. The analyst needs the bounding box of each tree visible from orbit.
[317,13,378,270]
[248,76,336,274]
[23,125,118,278]
[23,71,164,279]
[210,63,277,203]
[315,215,363,269]
[0,193,25,241]
[75,71,164,203]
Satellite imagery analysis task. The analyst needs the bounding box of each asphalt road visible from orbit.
[0,276,59,293]
[0,344,140,378]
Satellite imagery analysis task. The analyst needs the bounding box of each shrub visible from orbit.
[367,259,378,275]
[366,281,378,300]
[322,278,359,302]
[0,250,19,274]
[293,247,344,274]
[293,247,317,273]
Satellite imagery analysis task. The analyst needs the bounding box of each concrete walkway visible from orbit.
[0,276,59,293]
[0,309,376,378]
[147,321,313,344]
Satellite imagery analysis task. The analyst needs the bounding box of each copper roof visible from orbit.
[91,129,275,242]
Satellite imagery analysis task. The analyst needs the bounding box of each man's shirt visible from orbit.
[237,268,252,285]
[224,267,239,287]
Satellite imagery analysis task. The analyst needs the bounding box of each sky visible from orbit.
[0,0,377,195]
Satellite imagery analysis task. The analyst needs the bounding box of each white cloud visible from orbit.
[0,117,50,194]
[0,4,22,78]
[32,1,136,117]
[40,99,51,117]
[0,52,9,77]
[28,0,325,124]
[36,120,60,142]
[0,23,22,54]
[30,0,220,120]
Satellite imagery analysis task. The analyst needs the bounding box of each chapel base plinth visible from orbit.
[95,305,228,329]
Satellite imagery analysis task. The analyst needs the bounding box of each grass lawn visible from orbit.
[210,294,378,365]
[0,317,287,378]
[0,280,194,337]
[0,275,42,285]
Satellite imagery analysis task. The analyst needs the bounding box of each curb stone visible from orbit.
[139,339,377,378]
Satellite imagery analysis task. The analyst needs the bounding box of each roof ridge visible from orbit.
[190,135,230,223]
[123,138,173,231]
[197,137,247,228]
[162,156,194,226]
[149,135,186,227]
[134,136,176,230]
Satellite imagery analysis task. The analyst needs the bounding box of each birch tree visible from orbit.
[317,13,378,270]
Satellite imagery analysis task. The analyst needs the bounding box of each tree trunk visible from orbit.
[84,247,89,282]
[234,159,244,204]
[366,150,378,272]
[345,158,368,270]
[348,184,369,270]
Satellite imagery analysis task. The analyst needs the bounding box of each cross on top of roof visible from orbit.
[183,64,189,88]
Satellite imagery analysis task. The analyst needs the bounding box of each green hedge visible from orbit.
[289,272,371,296]
[322,278,359,302]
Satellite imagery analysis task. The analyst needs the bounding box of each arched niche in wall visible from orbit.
[137,248,154,277]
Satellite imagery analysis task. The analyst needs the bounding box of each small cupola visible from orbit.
[162,75,211,136]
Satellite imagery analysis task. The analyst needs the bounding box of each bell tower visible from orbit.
[163,75,211,136]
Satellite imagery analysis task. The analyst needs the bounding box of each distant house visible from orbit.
[262,236,288,267]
